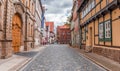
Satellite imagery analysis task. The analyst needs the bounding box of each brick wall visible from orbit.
[59,29,71,44]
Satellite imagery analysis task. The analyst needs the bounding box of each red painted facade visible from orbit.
[45,22,54,32]
[57,24,71,44]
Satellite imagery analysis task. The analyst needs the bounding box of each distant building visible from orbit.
[45,22,55,44]
[34,0,44,47]
[70,0,80,47]
[46,22,54,32]
[57,24,71,44]
[41,6,46,45]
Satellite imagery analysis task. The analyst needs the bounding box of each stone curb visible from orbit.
[18,47,46,71]
[15,58,32,71]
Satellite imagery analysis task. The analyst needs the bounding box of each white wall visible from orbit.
[34,0,43,47]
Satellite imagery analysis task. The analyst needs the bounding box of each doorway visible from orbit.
[12,14,22,53]
[90,27,93,47]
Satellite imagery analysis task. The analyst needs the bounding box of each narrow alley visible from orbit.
[0,0,120,71]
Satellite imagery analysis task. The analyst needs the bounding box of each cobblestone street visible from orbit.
[20,45,106,71]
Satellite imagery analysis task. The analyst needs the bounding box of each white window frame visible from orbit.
[86,5,88,14]
[99,23,104,40]
[91,0,95,8]
[89,1,92,11]
[105,20,111,39]
[99,20,111,41]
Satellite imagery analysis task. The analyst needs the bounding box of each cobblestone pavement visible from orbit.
[15,51,39,58]
[21,45,106,71]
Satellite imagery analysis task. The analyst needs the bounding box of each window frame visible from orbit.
[99,19,112,42]
[99,22,104,41]
[83,27,86,41]
[81,0,96,19]
[91,0,94,8]
[0,4,2,31]
[104,20,111,41]
[106,0,109,5]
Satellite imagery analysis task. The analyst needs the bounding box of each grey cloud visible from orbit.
[41,0,72,27]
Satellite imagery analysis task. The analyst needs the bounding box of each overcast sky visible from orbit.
[41,0,73,29]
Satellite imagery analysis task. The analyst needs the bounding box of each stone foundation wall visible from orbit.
[93,47,120,63]
[0,41,12,59]
[5,42,13,58]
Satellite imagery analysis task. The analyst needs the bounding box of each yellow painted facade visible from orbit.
[80,0,120,47]
[78,0,120,62]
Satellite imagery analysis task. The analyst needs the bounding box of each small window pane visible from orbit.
[99,23,104,40]
[105,20,111,39]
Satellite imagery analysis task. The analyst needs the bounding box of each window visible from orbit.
[82,10,83,18]
[28,23,31,36]
[0,4,2,30]
[99,23,104,40]
[31,25,33,36]
[86,5,89,14]
[88,2,91,12]
[22,0,25,4]
[32,3,34,14]
[83,27,86,41]
[28,0,31,9]
[63,32,65,35]
[99,20,111,41]
[46,26,48,31]
[105,20,111,40]
[81,0,96,18]
[67,32,70,35]
[106,0,109,5]
[91,0,95,8]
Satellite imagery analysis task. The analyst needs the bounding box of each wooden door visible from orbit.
[90,27,93,47]
[12,14,22,53]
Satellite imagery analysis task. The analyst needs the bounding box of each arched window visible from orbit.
[31,25,33,36]
[0,4,2,30]
[32,3,34,14]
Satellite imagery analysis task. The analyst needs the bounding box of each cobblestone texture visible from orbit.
[22,45,106,71]
[15,51,39,58]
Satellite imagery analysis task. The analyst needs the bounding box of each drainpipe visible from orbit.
[24,1,27,51]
